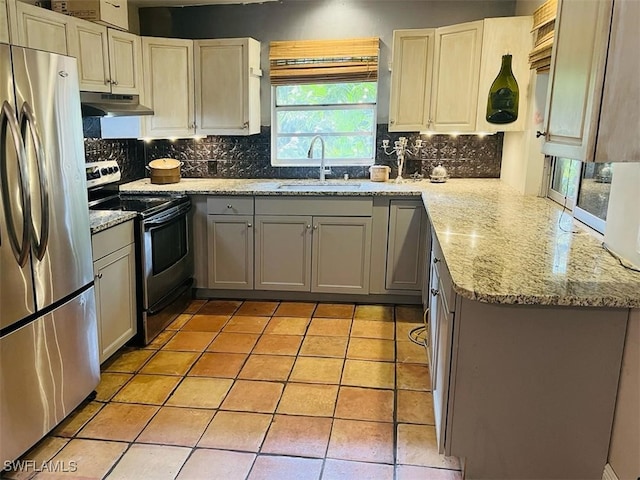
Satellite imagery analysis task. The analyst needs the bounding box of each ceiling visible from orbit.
[131,0,277,7]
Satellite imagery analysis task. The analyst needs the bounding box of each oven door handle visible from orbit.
[143,202,191,229]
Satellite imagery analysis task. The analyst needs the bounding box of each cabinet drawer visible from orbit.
[431,234,455,312]
[207,196,254,215]
[255,196,373,216]
[92,220,134,261]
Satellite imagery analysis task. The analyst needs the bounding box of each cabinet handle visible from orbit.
[306,224,311,229]
[105,1,121,7]
[95,273,103,280]
[431,288,439,297]
[536,131,546,138]
[313,225,318,230]
[433,257,440,264]
[247,223,252,228]
[111,80,118,86]
[243,121,249,129]
[227,204,233,209]
[390,119,395,125]
[105,78,111,85]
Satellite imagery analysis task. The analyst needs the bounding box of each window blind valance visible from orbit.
[269,37,379,85]
[529,0,557,73]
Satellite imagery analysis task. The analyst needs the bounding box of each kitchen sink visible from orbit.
[277,182,365,191]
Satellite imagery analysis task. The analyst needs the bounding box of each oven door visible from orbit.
[141,201,194,309]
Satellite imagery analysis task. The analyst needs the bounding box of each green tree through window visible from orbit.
[272,82,377,166]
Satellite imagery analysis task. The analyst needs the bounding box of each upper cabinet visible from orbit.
[13,1,76,55]
[137,36,261,139]
[430,20,483,133]
[195,38,261,135]
[73,20,110,91]
[388,29,435,132]
[389,16,532,133]
[1,0,9,43]
[141,36,195,138]
[542,0,640,162]
[107,29,143,94]
[74,24,142,94]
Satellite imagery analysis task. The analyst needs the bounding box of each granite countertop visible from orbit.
[119,178,423,195]
[89,210,138,234]
[119,178,640,308]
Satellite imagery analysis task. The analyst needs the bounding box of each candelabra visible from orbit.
[381,137,423,183]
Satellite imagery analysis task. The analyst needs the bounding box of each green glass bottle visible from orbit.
[486,54,519,124]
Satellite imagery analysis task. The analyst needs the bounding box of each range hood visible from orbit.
[80,92,154,117]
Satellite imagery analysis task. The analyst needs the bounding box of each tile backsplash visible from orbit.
[83,123,503,182]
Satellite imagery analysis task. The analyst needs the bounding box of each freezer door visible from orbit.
[0,44,36,330]
[11,46,93,310]
[0,287,100,463]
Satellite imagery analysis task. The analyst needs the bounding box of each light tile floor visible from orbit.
[2,301,462,480]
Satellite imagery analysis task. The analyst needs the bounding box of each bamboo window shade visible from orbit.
[269,37,379,85]
[529,0,557,73]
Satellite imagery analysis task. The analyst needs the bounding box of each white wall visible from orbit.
[605,164,640,268]
[500,72,547,195]
[500,0,547,196]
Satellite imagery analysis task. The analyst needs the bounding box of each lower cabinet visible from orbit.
[207,214,254,290]
[311,216,371,294]
[92,221,137,364]
[254,214,372,294]
[424,232,629,480]
[255,215,312,291]
[427,238,454,453]
[386,200,427,291]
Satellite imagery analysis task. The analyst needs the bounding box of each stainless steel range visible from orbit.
[87,161,194,345]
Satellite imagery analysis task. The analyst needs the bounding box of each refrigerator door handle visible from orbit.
[20,101,49,261]
[0,100,32,267]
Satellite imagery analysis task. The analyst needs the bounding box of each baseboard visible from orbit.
[194,288,422,305]
[603,464,619,480]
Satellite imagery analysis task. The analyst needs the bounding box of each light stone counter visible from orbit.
[119,178,640,307]
[89,210,137,234]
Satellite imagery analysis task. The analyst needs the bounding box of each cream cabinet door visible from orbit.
[108,29,142,95]
[388,29,435,132]
[15,2,76,56]
[207,215,254,290]
[195,38,261,135]
[142,36,194,138]
[542,0,613,160]
[254,215,312,292]
[0,0,8,44]
[93,243,137,364]
[311,217,371,294]
[431,20,483,132]
[74,20,110,92]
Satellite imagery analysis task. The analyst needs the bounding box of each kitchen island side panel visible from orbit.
[448,300,627,480]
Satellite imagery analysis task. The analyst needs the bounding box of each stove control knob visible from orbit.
[101,168,108,175]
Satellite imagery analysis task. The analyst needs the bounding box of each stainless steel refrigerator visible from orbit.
[0,44,99,463]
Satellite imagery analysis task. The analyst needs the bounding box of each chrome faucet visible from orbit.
[307,135,331,181]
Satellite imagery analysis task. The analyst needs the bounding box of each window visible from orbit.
[548,157,613,233]
[271,82,377,166]
[269,37,379,167]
